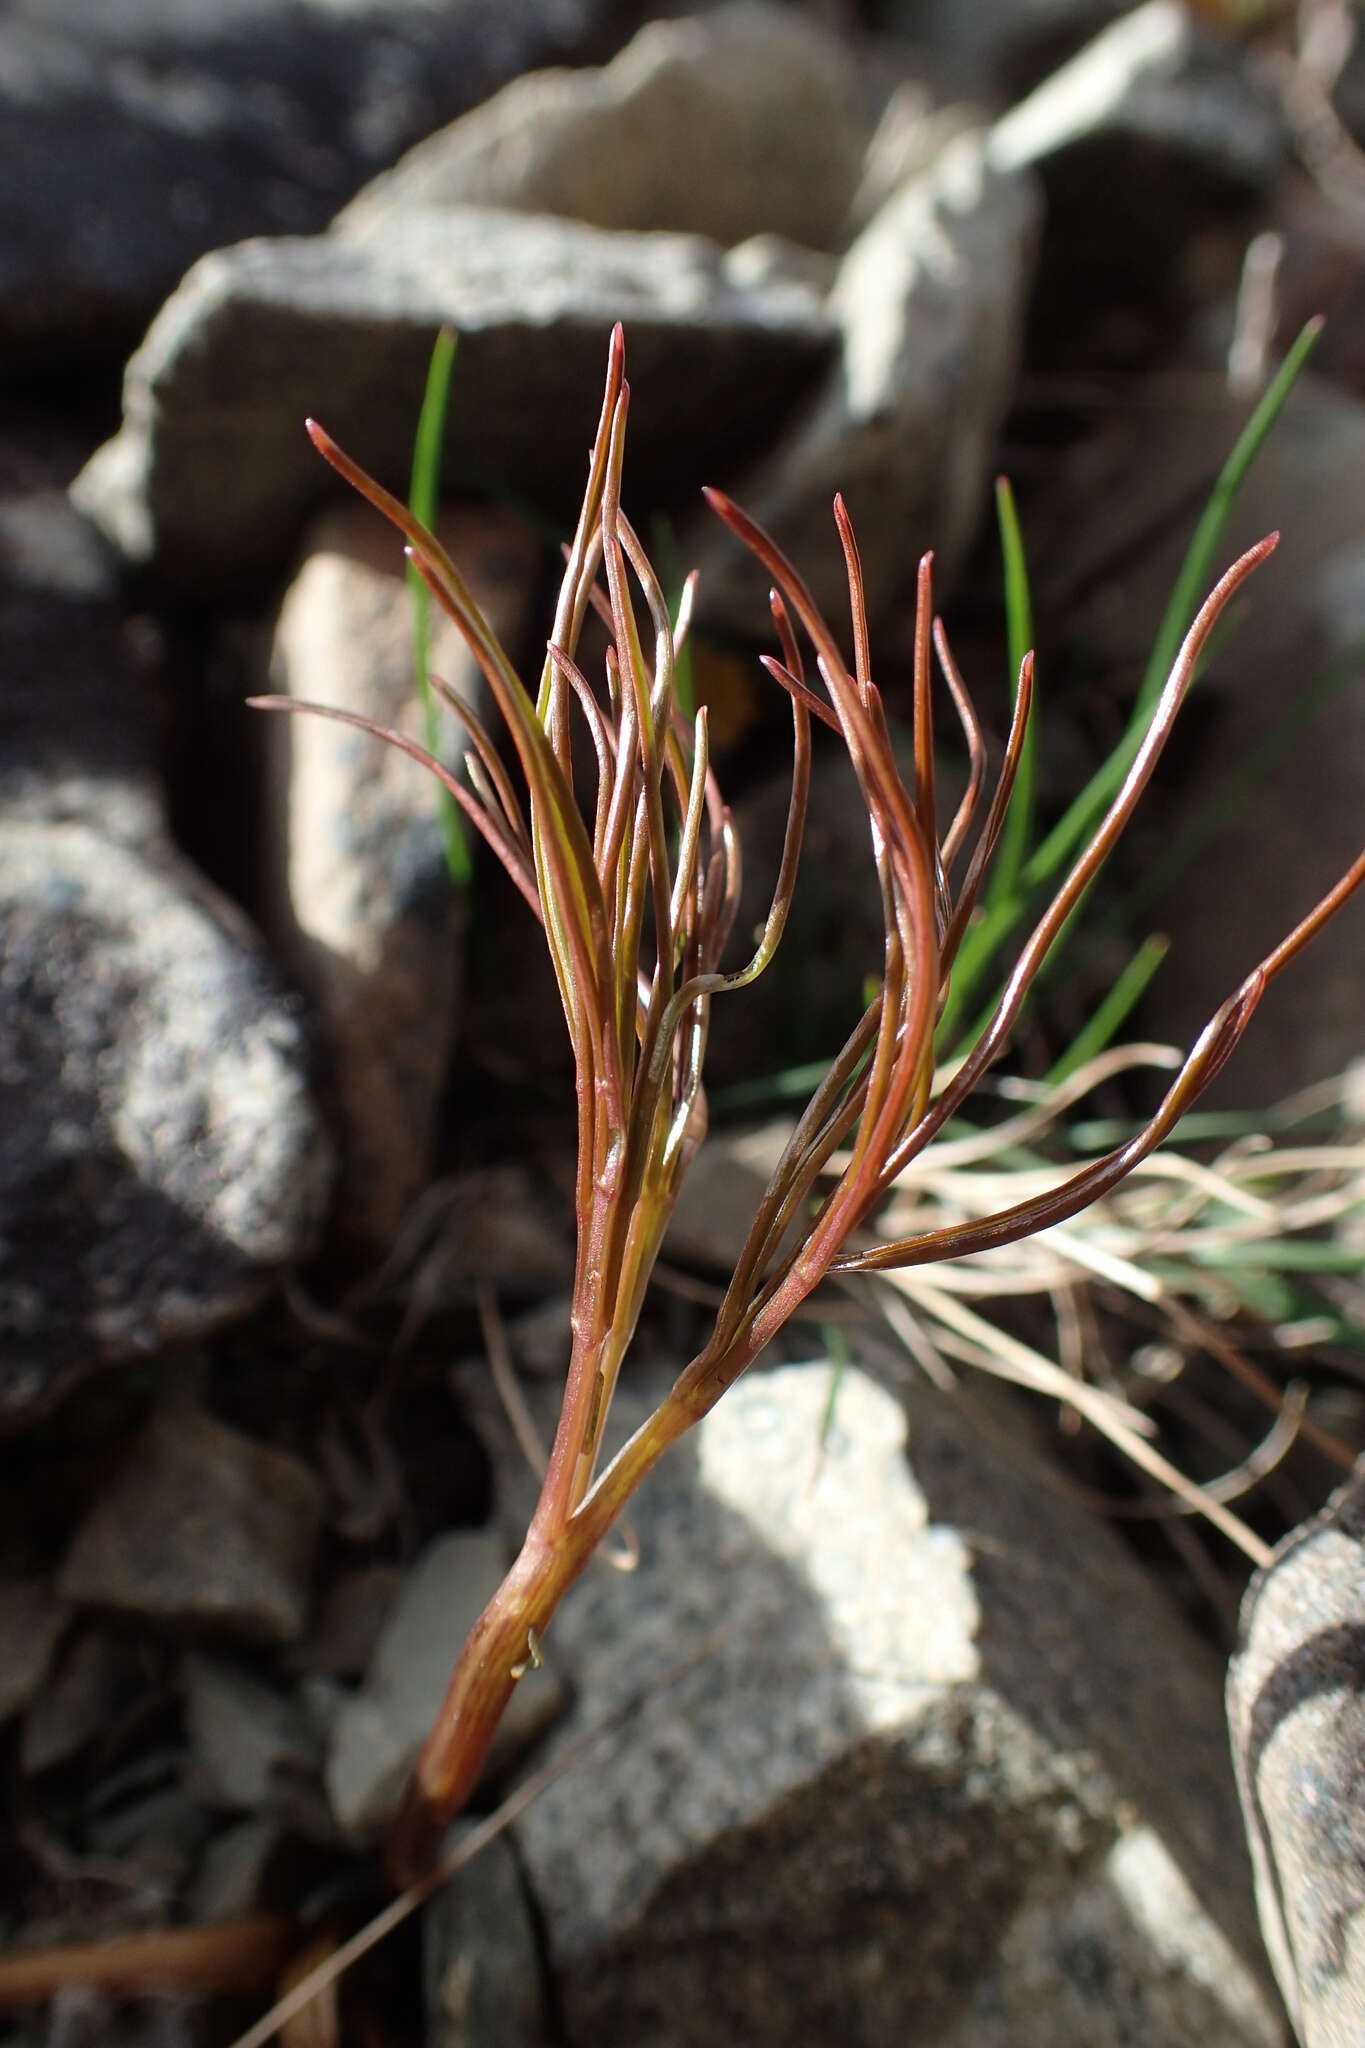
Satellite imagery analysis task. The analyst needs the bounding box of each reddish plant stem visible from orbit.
[386,1380,698,1886]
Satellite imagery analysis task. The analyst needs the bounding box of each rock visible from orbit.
[684,133,1038,650]
[986,2,1282,361]
[849,81,985,234]
[338,3,870,255]
[1011,368,1365,1106]
[262,500,539,1246]
[877,0,1136,93]
[183,1654,319,1812]
[506,1293,575,1378]
[73,214,837,595]
[0,1562,67,1727]
[423,1830,547,2048]
[498,1362,1280,2046]
[59,1406,324,1646]
[44,1987,206,2048]
[191,1816,283,1922]
[84,1782,216,1894]
[325,1528,564,1840]
[20,1627,145,1776]
[0,477,171,849]
[406,1163,573,1299]
[0,0,639,368]
[301,1564,406,1679]
[1228,1463,1365,2048]
[0,820,333,1421]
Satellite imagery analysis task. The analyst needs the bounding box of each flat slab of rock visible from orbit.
[491,1362,1280,2046]
[74,212,836,594]
[58,1405,324,1646]
[1229,1463,1365,2048]
[0,820,332,1421]
[339,2,870,254]
[0,0,636,367]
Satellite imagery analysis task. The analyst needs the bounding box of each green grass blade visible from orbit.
[1190,1240,1365,1275]
[934,480,1038,1053]
[1045,933,1169,1085]
[1021,316,1323,894]
[651,514,695,721]
[816,1321,850,1463]
[409,327,474,887]
[986,476,1037,907]
[937,320,1323,1064]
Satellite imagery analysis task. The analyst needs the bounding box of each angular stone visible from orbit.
[261,500,539,1245]
[988,3,1281,197]
[0,821,333,1421]
[20,1627,144,1776]
[1007,369,1365,1106]
[684,133,1038,647]
[191,1817,283,1923]
[0,0,639,368]
[986,3,1281,359]
[339,3,870,255]
[882,0,1136,91]
[73,215,836,594]
[0,1563,67,1727]
[302,1564,406,1680]
[423,1830,547,2048]
[183,1654,319,1812]
[1229,1464,1365,2048]
[0,479,170,849]
[325,1529,564,1841]
[59,1406,324,1646]
[499,1362,1280,2046]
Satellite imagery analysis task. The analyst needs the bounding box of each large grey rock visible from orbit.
[487,1362,1280,2046]
[325,1528,564,1841]
[73,213,837,595]
[339,4,870,255]
[0,0,640,367]
[1229,1464,1365,2048]
[58,1405,324,1646]
[684,133,1038,648]
[262,500,539,1245]
[0,819,333,1420]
